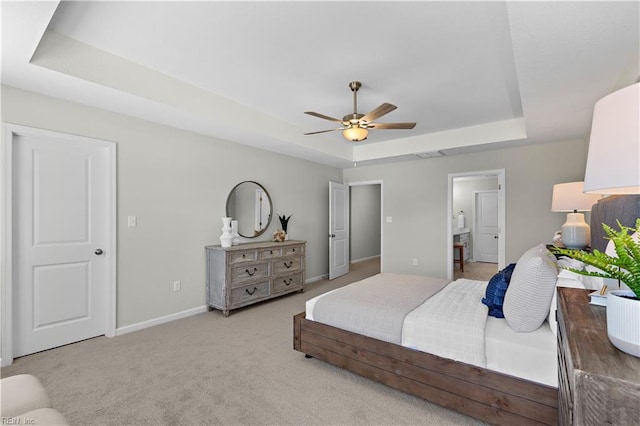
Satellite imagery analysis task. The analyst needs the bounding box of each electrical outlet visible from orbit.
[412,258,418,266]
[173,281,181,292]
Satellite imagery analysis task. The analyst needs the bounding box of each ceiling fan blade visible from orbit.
[304,111,344,123]
[304,128,344,135]
[368,122,416,130]
[360,103,397,123]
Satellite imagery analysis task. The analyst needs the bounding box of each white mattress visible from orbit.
[485,316,557,387]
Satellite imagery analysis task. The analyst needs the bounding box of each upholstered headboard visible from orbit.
[590,195,640,252]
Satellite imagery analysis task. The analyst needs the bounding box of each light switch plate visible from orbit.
[128,216,137,227]
[386,216,393,223]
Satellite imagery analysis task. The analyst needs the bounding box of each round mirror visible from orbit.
[226,181,272,238]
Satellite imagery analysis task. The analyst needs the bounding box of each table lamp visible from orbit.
[584,82,639,194]
[551,181,601,249]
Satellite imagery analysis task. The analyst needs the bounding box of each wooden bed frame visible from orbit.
[293,312,558,425]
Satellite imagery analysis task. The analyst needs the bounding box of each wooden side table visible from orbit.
[453,243,464,272]
[557,287,640,425]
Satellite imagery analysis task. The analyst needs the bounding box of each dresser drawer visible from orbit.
[272,256,301,275]
[229,250,258,264]
[272,273,302,294]
[284,245,303,256]
[230,281,269,305]
[259,248,282,259]
[230,261,270,286]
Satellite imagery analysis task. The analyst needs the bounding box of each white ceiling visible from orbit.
[2,1,638,168]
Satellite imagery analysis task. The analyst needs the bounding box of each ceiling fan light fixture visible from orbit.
[305,81,416,140]
[343,126,368,142]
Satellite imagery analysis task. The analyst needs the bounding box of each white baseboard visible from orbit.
[116,305,208,336]
[305,274,327,284]
[351,255,380,264]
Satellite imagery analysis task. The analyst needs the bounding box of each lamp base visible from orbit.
[561,212,591,249]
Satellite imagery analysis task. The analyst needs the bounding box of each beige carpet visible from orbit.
[2,259,485,425]
[453,261,498,281]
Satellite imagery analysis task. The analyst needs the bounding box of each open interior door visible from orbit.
[329,181,349,279]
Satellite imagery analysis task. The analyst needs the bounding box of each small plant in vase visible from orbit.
[551,218,640,357]
[272,214,291,243]
[279,214,292,236]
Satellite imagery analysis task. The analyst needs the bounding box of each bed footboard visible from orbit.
[294,312,558,426]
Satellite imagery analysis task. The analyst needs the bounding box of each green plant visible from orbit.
[278,214,292,233]
[551,218,640,298]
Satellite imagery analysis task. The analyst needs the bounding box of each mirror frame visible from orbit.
[225,180,273,238]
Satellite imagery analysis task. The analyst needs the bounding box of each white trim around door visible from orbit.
[1,124,117,366]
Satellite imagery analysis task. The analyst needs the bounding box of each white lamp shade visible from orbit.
[551,181,601,212]
[584,82,640,194]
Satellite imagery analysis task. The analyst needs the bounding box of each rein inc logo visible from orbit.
[1,417,35,425]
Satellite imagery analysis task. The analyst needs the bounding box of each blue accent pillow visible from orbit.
[481,263,516,318]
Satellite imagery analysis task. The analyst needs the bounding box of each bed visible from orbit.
[293,195,640,425]
[294,270,558,426]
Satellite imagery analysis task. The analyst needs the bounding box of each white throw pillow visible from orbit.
[503,244,559,332]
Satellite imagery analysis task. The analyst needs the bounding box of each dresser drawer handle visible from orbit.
[283,278,293,286]
[270,250,273,254]
[284,261,293,269]
[242,254,246,258]
[245,287,258,296]
[292,248,296,252]
[246,267,258,276]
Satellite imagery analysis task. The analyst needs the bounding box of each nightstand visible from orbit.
[556,287,640,425]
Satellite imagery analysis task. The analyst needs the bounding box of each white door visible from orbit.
[474,190,499,263]
[329,181,349,280]
[13,132,112,357]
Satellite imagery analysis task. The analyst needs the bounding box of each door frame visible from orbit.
[472,189,499,263]
[447,169,505,280]
[348,180,384,272]
[1,124,117,366]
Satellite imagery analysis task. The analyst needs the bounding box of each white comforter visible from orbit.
[401,279,489,367]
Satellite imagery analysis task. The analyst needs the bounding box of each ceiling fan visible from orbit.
[304,81,416,142]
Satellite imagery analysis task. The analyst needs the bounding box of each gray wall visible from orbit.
[343,140,588,278]
[2,85,341,327]
[350,184,381,261]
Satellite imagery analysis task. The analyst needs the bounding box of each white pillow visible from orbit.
[503,244,559,332]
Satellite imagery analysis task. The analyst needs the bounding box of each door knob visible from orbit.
[494,236,499,239]
[95,249,104,255]
[329,234,336,238]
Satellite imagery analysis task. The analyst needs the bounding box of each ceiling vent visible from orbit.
[415,151,444,159]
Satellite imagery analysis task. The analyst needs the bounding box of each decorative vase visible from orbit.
[219,217,233,248]
[607,290,640,358]
[231,220,240,246]
[561,212,590,249]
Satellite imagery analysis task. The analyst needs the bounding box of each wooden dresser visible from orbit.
[205,240,306,316]
[557,287,640,425]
